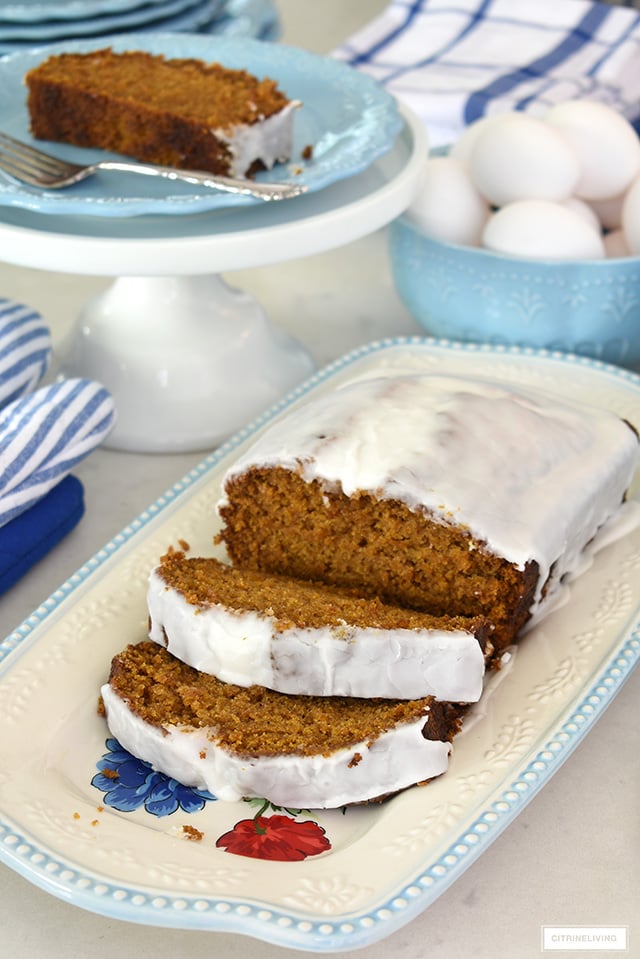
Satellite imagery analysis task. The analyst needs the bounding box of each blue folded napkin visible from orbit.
[0,297,117,593]
[333,0,640,147]
[0,473,84,596]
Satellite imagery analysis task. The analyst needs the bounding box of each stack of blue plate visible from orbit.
[0,0,280,55]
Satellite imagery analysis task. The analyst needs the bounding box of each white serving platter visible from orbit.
[0,337,638,952]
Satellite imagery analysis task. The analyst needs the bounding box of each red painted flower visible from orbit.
[216,813,331,861]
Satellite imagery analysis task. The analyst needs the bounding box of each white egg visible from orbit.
[621,174,640,254]
[603,229,631,258]
[468,112,580,206]
[545,100,640,200]
[449,115,502,167]
[406,155,491,246]
[561,196,602,234]
[482,200,606,260]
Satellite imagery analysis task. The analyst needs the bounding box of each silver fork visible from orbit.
[0,131,307,201]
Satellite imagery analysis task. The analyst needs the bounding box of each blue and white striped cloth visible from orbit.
[334,0,640,147]
[0,377,116,529]
[0,357,116,537]
[0,296,117,531]
[0,297,51,409]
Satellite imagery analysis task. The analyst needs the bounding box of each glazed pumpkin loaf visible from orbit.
[147,551,492,701]
[216,373,639,652]
[25,48,299,177]
[100,641,459,808]
[99,371,638,811]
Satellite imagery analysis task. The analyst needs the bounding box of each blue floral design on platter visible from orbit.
[92,738,216,816]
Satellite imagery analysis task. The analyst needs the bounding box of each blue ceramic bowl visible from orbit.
[388,215,640,369]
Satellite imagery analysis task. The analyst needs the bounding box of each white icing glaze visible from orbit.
[215,101,300,177]
[147,568,486,701]
[218,373,639,620]
[100,683,451,809]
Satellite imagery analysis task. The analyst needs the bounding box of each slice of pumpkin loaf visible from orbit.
[25,48,299,177]
[147,551,493,702]
[100,641,458,809]
[216,373,639,652]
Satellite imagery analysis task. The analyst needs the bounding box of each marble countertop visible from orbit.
[0,3,638,958]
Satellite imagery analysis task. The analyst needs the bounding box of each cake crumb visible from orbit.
[169,824,205,842]
[182,824,204,842]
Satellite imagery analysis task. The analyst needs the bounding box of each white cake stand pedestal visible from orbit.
[0,105,426,452]
[62,274,314,452]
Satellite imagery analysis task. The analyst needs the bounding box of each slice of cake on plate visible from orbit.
[100,641,459,809]
[25,48,300,178]
[147,551,492,701]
